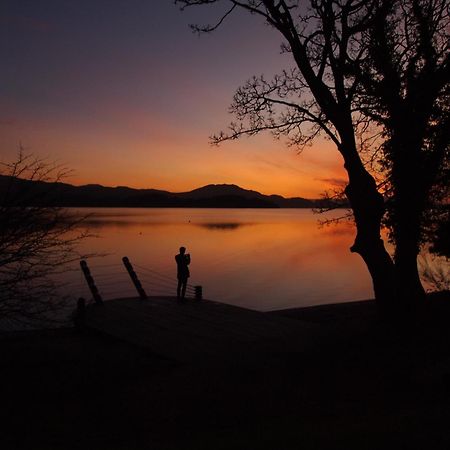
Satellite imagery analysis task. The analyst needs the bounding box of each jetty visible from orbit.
[83,296,321,363]
[78,258,323,363]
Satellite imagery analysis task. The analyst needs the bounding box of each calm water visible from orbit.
[62,208,375,311]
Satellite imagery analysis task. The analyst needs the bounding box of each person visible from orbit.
[175,246,190,300]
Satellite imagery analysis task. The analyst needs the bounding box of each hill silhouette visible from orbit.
[0,176,344,208]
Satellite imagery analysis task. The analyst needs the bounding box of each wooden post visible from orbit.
[195,285,203,301]
[122,256,148,299]
[80,260,103,304]
[74,297,86,330]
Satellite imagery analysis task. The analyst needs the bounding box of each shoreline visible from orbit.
[1,292,447,339]
[1,291,449,450]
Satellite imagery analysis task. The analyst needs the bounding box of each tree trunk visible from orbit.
[392,193,427,308]
[343,158,397,312]
[394,242,426,308]
[390,130,428,309]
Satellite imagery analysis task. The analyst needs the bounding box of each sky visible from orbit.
[1,0,347,198]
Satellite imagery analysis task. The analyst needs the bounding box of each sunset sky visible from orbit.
[1,0,347,198]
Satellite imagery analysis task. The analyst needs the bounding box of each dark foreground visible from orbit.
[1,292,450,450]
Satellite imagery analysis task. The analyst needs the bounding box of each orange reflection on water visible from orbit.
[68,208,374,310]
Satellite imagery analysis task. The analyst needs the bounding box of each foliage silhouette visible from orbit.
[177,0,449,312]
[0,151,91,326]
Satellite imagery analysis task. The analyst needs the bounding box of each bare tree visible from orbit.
[0,151,90,327]
[176,0,449,312]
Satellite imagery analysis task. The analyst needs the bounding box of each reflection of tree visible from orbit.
[0,152,90,326]
[78,219,254,232]
[79,218,160,229]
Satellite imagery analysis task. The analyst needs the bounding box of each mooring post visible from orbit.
[80,260,103,304]
[74,297,86,330]
[122,256,148,299]
[195,285,203,301]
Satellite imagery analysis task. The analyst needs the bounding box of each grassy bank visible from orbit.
[1,292,449,450]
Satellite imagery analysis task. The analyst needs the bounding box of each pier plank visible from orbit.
[85,296,321,362]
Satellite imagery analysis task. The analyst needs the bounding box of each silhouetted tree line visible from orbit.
[177,0,449,312]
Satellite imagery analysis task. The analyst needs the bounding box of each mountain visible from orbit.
[178,184,320,208]
[0,176,343,208]
[179,184,265,199]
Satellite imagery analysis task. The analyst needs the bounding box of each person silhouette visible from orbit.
[175,246,190,300]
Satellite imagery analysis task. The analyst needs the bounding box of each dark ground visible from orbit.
[1,292,450,450]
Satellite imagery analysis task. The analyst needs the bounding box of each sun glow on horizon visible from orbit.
[1,0,348,199]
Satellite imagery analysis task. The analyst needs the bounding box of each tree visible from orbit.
[355,0,450,303]
[176,0,449,311]
[0,152,89,327]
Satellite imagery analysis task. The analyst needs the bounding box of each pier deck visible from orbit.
[85,296,321,362]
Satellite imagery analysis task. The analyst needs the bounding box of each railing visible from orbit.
[77,257,201,304]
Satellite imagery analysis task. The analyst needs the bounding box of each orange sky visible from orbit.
[1,0,348,199]
[0,115,347,198]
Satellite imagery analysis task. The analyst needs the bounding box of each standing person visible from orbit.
[175,246,190,301]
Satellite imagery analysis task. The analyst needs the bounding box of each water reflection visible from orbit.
[63,208,375,311]
[196,223,253,231]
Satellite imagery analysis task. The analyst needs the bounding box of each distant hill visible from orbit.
[0,176,345,208]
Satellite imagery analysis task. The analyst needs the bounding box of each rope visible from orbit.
[138,275,177,290]
[137,269,176,282]
[86,263,123,269]
[76,260,201,300]
[88,272,128,280]
[139,278,176,290]
[134,264,176,282]
[135,264,198,290]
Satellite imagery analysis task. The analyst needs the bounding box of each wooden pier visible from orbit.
[79,258,323,363]
[84,296,322,363]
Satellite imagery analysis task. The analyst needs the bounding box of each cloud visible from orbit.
[317,177,347,187]
[250,154,308,175]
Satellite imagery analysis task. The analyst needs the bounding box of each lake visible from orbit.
[62,207,377,311]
